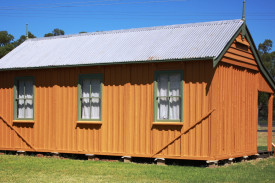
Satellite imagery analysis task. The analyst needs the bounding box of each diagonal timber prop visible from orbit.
[151,109,215,158]
[0,116,36,151]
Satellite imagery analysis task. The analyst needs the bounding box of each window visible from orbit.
[14,77,34,120]
[154,71,183,122]
[78,74,102,121]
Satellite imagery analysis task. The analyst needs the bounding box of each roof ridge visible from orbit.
[27,19,243,42]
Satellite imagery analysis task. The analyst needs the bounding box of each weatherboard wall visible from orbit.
[0,61,216,160]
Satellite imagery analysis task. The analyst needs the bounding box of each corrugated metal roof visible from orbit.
[0,19,243,69]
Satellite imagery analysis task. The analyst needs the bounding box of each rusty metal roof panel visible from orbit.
[0,19,243,69]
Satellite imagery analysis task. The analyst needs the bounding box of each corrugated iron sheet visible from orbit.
[0,19,243,69]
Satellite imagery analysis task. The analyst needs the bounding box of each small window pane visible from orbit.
[169,73,181,97]
[25,99,33,118]
[18,99,25,118]
[157,74,168,97]
[25,80,33,98]
[82,79,90,98]
[91,79,100,98]
[18,81,25,99]
[91,98,100,119]
[82,98,90,119]
[158,97,169,120]
[169,97,180,120]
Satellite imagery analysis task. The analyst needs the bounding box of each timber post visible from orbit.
[268,94,274,151]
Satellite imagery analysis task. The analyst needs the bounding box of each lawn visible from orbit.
[0,154,275,182]
[257,122,275,151]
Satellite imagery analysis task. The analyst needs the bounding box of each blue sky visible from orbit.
[1,0,275,51]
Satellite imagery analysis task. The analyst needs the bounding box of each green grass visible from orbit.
[257,124,275,151]
[0,155,275,182]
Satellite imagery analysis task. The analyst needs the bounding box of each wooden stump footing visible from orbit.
[51,152,59,158]
[122,156,132,163]
[206,160,218,168]
[85,154,98,161]
[17,151,26,156]
[155,158,166,166]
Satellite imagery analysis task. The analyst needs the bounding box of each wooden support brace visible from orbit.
[0,116,36,151]
[151,109,215,157]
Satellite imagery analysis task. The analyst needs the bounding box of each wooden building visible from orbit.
[0,19,274,162]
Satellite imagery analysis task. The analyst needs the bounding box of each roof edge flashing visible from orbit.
[0,57,214,71]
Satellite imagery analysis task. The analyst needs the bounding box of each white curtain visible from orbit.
[25,80,33,118]
[157,74,168,120]
[18,81,25,118]
[82,79,90,119]
[169,73,181,120]
[91,79,100,119]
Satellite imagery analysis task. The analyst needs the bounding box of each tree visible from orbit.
[0,31,14,47]
[258,39,275,120]
[53,28,64,36]
[44,28,65,37]
[0,31,15,58]
[258,39,275,78]
[44,33,54,37]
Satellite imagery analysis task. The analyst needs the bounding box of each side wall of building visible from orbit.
[210,63,258,159]
[209,34,263,159]
[0,60,215,160]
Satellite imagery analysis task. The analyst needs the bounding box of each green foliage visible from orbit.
[258,39,275,79]
[0,43,15,59]
[0,155,275,182]
[0,31,15,58]
[44,33,54,37]
[44,28,65,37]
[258,39,275,119]
[0,31,14,46]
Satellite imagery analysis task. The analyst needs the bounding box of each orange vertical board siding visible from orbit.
[0,56,263,160]
[210,62,259,159]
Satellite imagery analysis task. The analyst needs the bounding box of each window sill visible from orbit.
[76,121,102,125]
[152,122,183,126]
[13,120,35,124]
